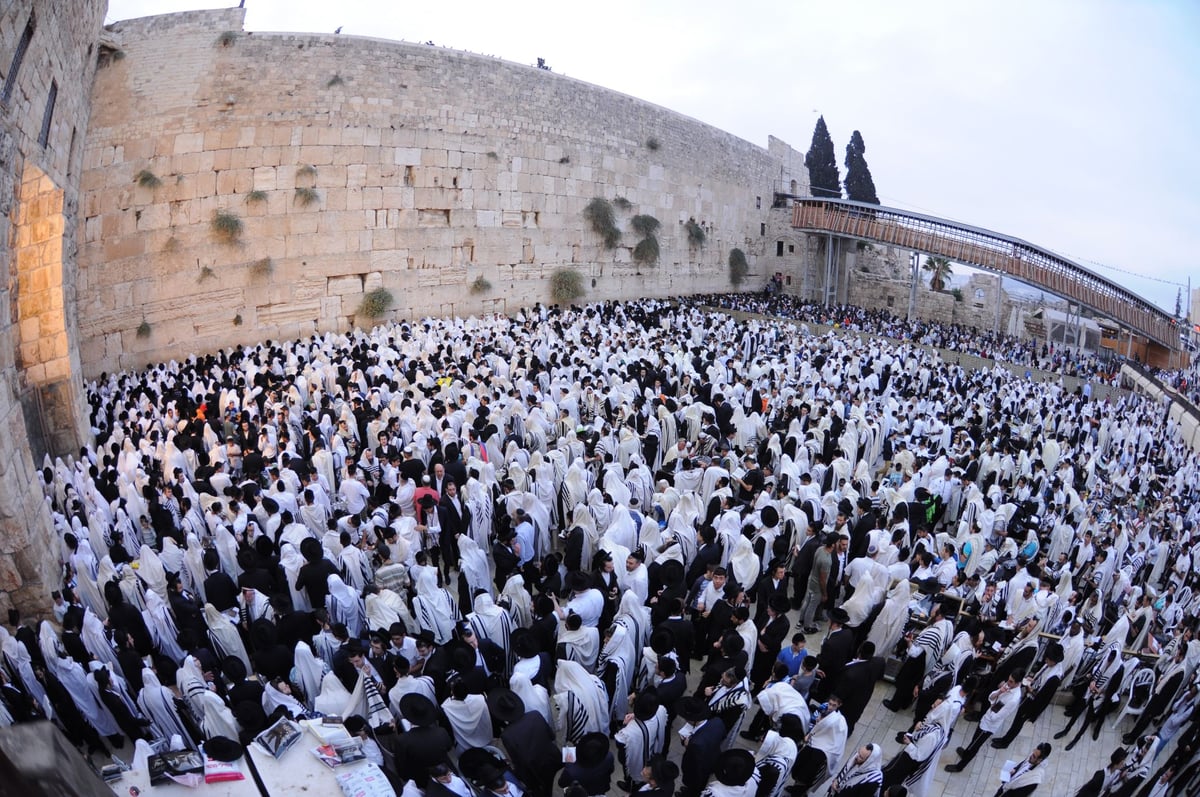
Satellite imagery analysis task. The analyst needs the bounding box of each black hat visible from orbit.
[715,749,756,786]
[565,570,590,593]
[633,691,661,722]
[829,607,850,625]
[676,696,710,724]
[659,560,685,587]
[1045,642,1065,663]
[486,688,526,725]
[576,731,609,767]
[510,628,539,659]
[760,506,779,528]
[649,628,676,656]
[650,758,679,785]
[205,736,244,762]
[418,494,437,508]
[414,629,436,646]
[398,693,439,727]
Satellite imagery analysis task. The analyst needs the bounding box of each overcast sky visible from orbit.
[106,0,1200,314]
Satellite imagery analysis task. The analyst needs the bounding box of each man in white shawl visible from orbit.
[326,574,366,638]
[137,668,197,748]
[292,641,328,711]
[827,743,884,797]
[467,593,514,675]
[995,741,1052,797]
[204,603,252,673]
[554,659,609,744]
[413,567,461,644]
[614,691,668,790]
[597,622,638,722]
[557,612,600,671]
[441,679,493,752]
[791,694,848,793]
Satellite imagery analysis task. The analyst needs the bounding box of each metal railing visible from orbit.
[791,198,1181,349]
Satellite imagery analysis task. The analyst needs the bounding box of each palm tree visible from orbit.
[922,256,953,292]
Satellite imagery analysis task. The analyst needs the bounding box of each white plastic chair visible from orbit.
[1113,667,1156,727]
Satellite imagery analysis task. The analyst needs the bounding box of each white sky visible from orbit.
[105,0,1200,314]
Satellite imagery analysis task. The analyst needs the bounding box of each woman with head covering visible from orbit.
[325,574,366,638]
[554,659,609,744]
[137,667,197,748]
[203,603,252,673]
[828,742,884,797]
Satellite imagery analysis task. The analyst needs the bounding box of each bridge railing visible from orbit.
[791,199,1180,349]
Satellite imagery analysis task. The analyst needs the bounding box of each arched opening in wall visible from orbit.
[10,163,74,461]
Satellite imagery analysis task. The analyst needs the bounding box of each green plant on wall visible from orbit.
[358,288,394,319]
[198,265,215,283]
[136,320,151,338]
[685,217,706,246]
[250,257,273,277]
[294,187,320,207]
[469,275,493,295]
[296,164,317,181]
[633,236,660,266]
[326,74,345,88]
[550,268,584,304]
[645,137,660,151]
[217,31,237,46]
[245,190,268,204]
[233,313,243,326]
[583,197,620,249]
[211,210,243,244]
[729,248,748,287]
[135,169,162,189]
[613,196,632,211]
[630,214,660,238]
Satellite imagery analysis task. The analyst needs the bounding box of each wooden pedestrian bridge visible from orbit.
[790,197,1182,353]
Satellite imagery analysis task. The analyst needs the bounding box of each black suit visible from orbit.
[381,724,453,786]
[812,627,856,702]
[994,670,1062,746]
[680,717,726,797]
[659,616,695,672]
[753,575,790,626]
[492,542,520,589]
[752,614,791,686]
[791,534,821,606]
[501,710,563,797]
[436,495,470,574]
[836,656,886,732]
[849,512,877,561]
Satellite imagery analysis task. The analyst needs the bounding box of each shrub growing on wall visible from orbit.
[685,218,706,246]
[729,248,749,287]
[550,268,584,304]
[357,288,394,319]
[633,236,660,266]
[583,197,620,249]
[211,210,243,244]
[469,275,493,295]
[630,214,660,238]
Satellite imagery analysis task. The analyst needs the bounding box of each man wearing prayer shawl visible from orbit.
[827,742,884,797]
[554,659,609,745]
[790,693,848,794]
[614,691,668,790]
[441,678,493,751]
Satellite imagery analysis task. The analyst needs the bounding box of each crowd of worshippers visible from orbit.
[3,295,1200,797]
[695,292,1122,384]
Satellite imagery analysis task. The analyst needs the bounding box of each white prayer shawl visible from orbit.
[365,592,402,635]
[81,606,120,669]
[441,694,493,751]
[510,672,552,726]
[137,668,197,748]
[261,681,307,719]
[279,543,311,612]
[413,568,461,644]
[326,574,366,638]
[620,563,649,605]
[808,709,848,777]
[554,659,609,744]
[204,603,252,673]
[756,681,810,730]
[755,730,799,797]
[458,535,493,598]
[998,757,1048,794]
[501,574,533,629]
[183,534,208,601]
[136,544,169,599]
[292,642,327,711]
[597,623,637,721]
[314,670,354,716]
[197,689,238,740]
[614,705,667,781]
[615,590,651,650]
[58,656,121,736]
[730,536,759,594]
[829,743,884,796]
[143,590,186,664]
[388,674,438,717]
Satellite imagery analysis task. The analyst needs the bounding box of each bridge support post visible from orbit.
[824,235,834,306]
[907,251,920,322]
[994,275,1003,333]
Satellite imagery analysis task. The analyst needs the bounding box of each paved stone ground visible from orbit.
[718,610,1134,797]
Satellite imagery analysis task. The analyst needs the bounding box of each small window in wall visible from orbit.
[788,244,794,253]
[756,196,761,209]
[2,17,36,107]
[785,275,792,285]
[38,80,56,148]
[776,241,784,257]
[886,296,895,308]
[760,223,765,236]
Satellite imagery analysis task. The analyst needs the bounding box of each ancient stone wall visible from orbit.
[0,0,106,618]
[78,9,808,377]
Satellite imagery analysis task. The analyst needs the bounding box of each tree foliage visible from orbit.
[729,248,748,287]
[583,197,620,249]
[804,116,841,199]
[843,130,879,204]
[922,256,953,292]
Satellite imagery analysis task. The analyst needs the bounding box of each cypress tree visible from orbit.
[804,116,841,199]
[843,130,879,204]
